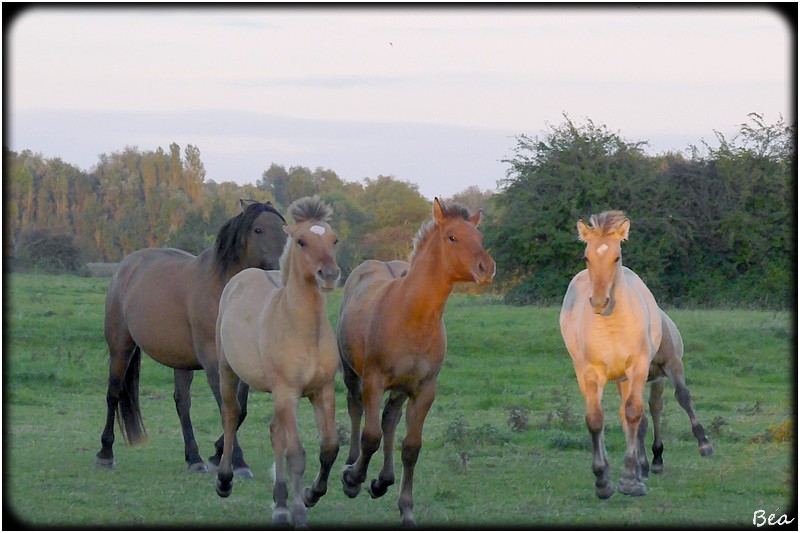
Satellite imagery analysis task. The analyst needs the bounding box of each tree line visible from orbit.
[5,113,793,309]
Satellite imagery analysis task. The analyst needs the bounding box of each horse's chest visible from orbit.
[584,321,650,368]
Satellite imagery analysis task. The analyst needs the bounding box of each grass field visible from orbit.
[4,273,796,528]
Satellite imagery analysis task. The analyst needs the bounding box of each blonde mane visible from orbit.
[586,210,627,237]
[409,200,471,262]
[279,196,334,283]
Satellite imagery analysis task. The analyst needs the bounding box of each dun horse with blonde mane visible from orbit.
[214,197,340,528]
[560,210,713,499]
[338,198,495,527]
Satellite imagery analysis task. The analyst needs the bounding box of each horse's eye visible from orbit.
[297,239,306,247]
[615,256,620,263]
[254,228,262,234]
[448,235,457,243]
[334,239,339,246]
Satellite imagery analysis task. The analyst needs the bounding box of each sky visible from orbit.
[6,5,793,199]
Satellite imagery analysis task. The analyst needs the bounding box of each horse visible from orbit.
[559,210,713,499]
[215,196,341,528]
[96,200,287,478]
[337,198,495,527]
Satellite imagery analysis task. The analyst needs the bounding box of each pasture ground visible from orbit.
[4,273,796,528]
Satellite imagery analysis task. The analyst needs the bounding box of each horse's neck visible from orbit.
[400,250,453,322]
[282,261,325,319]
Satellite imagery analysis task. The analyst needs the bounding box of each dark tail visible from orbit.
[116,345,148,445]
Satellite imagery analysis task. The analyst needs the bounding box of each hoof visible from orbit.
[651,462,664,475]
[400,516,417,529]
[95,456,115,470]
[188,462,209,473]
[595,482,615,499]
[342,467,362,498]
[618,479,647,496]
[303,487,324,508]
[272,507,291,525]
[233,467,254,479]
[215,478,233,498]
[700,443,714,457]
[367,479,390,499]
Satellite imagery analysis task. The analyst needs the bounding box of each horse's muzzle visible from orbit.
[472,257,496,285]
[317,267,341,292]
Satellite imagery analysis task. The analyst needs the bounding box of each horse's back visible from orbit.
[338,260,410,370]
[107,248,213,367]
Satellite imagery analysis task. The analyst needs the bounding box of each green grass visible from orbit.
[4,273,795,528]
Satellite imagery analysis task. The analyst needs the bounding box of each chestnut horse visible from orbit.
[96,200,287,477]
[559,210,713,499]
[215,197,341,528]
[338,198,495,527]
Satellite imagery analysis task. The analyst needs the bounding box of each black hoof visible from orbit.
[95,456,115,470]
[233,467,254,479]
[303,487,323,508]
[595,482,615,499]
[367,479,390,499]
[700,443,714,457]
[188,462,209,473]
[215,478,233,498]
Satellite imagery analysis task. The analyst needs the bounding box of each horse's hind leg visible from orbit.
[341,361,363,466]
[173,369,207,472]
[368,391,406,499]
[97,329,143,469]
[648,379,665,474]
[666,363,713,457]
[303,382,340,509]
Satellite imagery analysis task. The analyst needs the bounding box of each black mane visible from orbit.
[213,202,285,278]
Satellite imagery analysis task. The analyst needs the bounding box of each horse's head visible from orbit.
[428,197,495,285]
[240,200,288,271]
[577,210,630,315]
[282,197,340,292]
[214,200,287,277]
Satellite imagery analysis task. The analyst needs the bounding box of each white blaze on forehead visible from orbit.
[596,243,609,255]
[309,224,326,235]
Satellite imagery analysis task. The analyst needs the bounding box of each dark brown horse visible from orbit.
[338,198,495,527]
[95,200,287,477]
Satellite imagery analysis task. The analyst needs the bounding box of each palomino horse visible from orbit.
[97,200,287,477]
[559,210,713,499]
[215,197,341,528]
[338,198,495,527]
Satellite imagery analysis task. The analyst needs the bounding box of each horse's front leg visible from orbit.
[342,374,384,498]
[368,391,407,499]
[303,383,340,508]
[173,368,207,472]
[272,393,308,527]
[205,363,253,478]
[396,382,436,528]
[214,359,240,498]
[578,369,614,499]
[616,367,648,496]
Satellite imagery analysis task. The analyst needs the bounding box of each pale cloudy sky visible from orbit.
[7,5,792,199]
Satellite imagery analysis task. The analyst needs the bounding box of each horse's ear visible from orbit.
[577,220,591,242]
[616,218,631,241]
[469,208,483,227]
[433,197,445,224]
[282,225,290,236]
[240,199,258,212]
